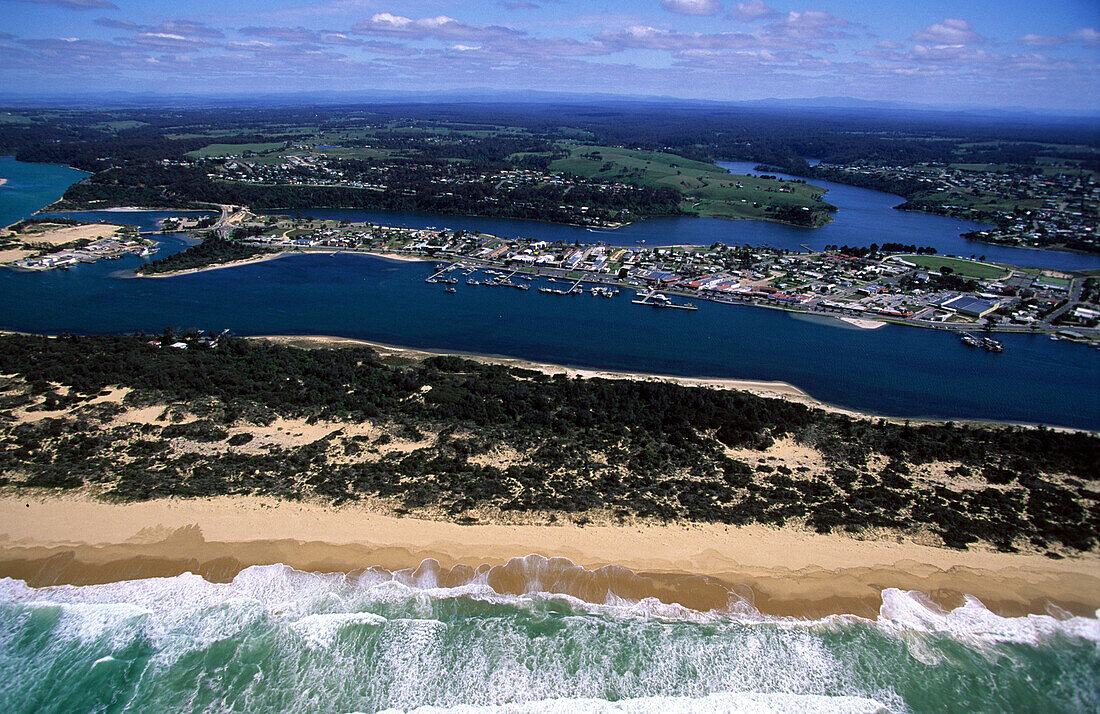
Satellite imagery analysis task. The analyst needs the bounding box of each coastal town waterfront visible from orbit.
[1,158,1097,428]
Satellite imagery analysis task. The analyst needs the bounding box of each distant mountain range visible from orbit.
[0,88,1094,120]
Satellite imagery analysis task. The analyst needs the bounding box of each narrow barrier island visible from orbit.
[0,333,1095,554]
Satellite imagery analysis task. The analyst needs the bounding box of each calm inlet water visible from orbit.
[1,159,1099,713]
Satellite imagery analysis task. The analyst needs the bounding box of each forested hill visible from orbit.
[0,334,1096,554]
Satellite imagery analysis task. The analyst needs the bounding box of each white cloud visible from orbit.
[353,13,523,42]
[1069,27,1100,48]
[598,25,756,51]
[1019,34,1064,47]
[660,0,722,16]
[727,1,775,22]
[911,18,983,46]
[1019,27,1100,49]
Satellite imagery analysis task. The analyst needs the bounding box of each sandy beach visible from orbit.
[137,250,294,278]
[0,495,1095,619]
[139,248,434,277]
[256,334,811,400]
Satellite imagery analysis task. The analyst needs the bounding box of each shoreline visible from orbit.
[250,334,1096,432]
[154,247,1097,338]
[136,247,433,277]
[136,250,295,278]
[251,334,838,409]
[0,495,1096,619]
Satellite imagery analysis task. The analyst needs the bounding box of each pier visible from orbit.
[632,289,698,310]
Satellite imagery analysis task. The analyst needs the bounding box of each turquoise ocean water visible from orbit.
[1,561,1098,713]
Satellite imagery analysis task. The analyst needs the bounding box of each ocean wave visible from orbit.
[1,560,1098,713]
[2,557,1098,642]
[372,691,889,714]
[877,588,1100,646]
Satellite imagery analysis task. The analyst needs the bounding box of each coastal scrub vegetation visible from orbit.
[137,234,276,275]
[0,334,1096,554]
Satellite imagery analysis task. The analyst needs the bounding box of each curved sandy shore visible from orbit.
[254,335,816,401]
[137,248,433,277]
[248,334,1009,425]
[137,251,295,278]
[0,495,1096,619]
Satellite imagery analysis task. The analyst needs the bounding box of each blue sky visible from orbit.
[0,0,1097,111]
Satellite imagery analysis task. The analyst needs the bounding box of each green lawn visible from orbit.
[549,145,833,222]
[186,142,287,158]
[893,254,1010,280]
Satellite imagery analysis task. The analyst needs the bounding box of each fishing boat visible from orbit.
[959,332,983,348]
[981,336,1004,353]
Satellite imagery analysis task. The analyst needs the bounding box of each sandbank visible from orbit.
[0,495,1095,619]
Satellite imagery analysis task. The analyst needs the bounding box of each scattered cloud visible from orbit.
[727,1,776,22]
[0,1,1095,111]
[3,0,117,9]
[660,0,722,16]
[240,26,320,43]
[352,13,523,43]
[911,18,983,46]
[1019,27,1100,49]
[598,25,757,51]
[93,17,141,30]
[157,21,225,39]
[1069,27,1100,48]
[131,32,217,52]
[1019,34,1064,48]
[766,11,851,41]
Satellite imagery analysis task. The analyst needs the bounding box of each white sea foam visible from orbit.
[291,611,389,648]
[7,564,1099,713]
[371,691,889,714]
[877,588,1100,646]
[22,600,151,647]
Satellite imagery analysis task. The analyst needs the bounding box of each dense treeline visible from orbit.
[807,166,930,200]
[15,133,299,174]
[0,334,1096,553]
[137,235,275,275]
[54,160,684,224]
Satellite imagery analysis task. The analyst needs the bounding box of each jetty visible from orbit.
[632,289,698,310]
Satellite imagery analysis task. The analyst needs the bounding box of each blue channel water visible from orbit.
[1,156,1097,428]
